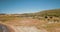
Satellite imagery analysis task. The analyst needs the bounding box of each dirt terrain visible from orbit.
[0,9,60,32]
[0,17,60,32]
[0,18,48,32]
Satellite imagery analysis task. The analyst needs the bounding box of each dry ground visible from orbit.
[0,17,60,32]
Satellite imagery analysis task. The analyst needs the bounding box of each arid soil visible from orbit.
[0,18,60,32]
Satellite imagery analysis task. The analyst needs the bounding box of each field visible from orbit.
[0,9,60,32]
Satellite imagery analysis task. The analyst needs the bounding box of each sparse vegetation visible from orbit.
[0,9,60,32]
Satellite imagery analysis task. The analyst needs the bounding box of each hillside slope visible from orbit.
[35,9,60,17]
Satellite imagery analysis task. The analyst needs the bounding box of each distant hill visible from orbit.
[0,9,60,17]
[34,9,60,17]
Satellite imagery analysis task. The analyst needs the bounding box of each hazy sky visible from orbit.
[0,0,60,14]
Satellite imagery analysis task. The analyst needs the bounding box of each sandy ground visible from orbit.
[12,26,47,32]
[0,18,48,32]
[0,18,60,32]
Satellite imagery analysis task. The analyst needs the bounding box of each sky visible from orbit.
[0,0,60,14]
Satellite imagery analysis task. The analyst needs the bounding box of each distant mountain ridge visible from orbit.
[34,9,60,17]
[0,9,60,17]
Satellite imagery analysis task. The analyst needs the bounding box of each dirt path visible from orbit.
[13,26,48,32]
[0,18,48,32]
[0,24,48,32]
